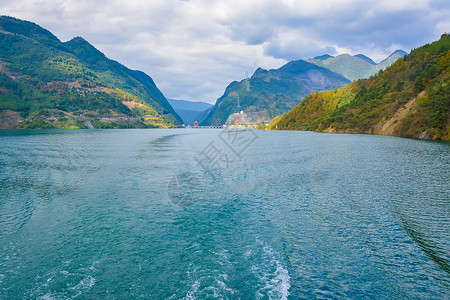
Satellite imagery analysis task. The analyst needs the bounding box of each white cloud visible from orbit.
[0,0,448,103]
[436,21,450,35]
[374,0,429,12]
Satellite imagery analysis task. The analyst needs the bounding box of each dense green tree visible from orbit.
[271,34,450,140]
[0,16,182,128]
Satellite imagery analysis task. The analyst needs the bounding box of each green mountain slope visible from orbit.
[201,60,350,126]
[270,34,450,140]
[307,51,407,81]
[0,16,181,129]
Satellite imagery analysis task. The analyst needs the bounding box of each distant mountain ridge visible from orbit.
[201,60,350,126]
[377,50,409,70]
[307,50,407,81]
[313,54,334,60]
[354,54,376,65]
[202,50,406,126]
[270,35,450,140]
[167,99,212,125]
[0,16,181,129]
[167,99,212,111]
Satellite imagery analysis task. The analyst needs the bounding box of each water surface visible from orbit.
[0,129,449,299]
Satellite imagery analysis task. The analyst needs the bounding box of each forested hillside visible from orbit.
[271,34,450,140]
[201,60,350,126]
[0,16,181,129]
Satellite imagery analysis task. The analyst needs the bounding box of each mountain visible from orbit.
[306,51,407,81]
[0,16,182,129]
[202,50,406,127]
[201,60,350,126]
[270,34,450,141]
[167,99,212,111]
[354,54,376,65]
[313,54,334,60]
[377,50,409,70]
[167,99,212,125]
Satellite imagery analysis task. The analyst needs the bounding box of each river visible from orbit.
[0,129,449,298]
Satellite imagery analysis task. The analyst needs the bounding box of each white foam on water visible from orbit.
[184,262,237,299]
[185,280,200,299]
[69,275,96,298]
[215,277,237,295]
[184,274,238,299]
[219,273,228,281]
[32,270,96,299]
[37,293,55,300]
[183,238,290,299]
[184,242,200,251]
[252,238,291,300]
[266,262,290,300]
[88,259,101,273]
[71,275,96,290]
[245,248,253,257]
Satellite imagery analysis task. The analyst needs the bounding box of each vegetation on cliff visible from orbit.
[201,60,350,126]
[0,16,181,128]
[270,34,450,140]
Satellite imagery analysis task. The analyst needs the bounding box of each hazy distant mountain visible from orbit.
[0,16,181,129]
[313,54,334,60]
[307,54,375,81]
[271,34,450,140]
[201,60,350,126]
[167,99,212,125]
[307,51,407,81]
[167,99,212,111]
[202,48,407,126]
[354,54,376,65]
[376,50,409,70]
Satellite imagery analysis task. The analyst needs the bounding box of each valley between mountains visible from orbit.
[0,16,448,140]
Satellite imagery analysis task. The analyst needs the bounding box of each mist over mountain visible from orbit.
[167,99,212,125]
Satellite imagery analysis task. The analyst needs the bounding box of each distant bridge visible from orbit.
[188,125,223,129]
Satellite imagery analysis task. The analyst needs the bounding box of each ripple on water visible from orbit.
[0,130,449,299]
[182,237,290,300]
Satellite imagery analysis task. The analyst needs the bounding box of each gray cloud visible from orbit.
[0,0,448,103]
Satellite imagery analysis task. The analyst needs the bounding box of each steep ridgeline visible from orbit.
[0,16,182,129]
[306,50,408,81]
[201,60,350,126]
[167,99,212,126]
[270,34,450,140]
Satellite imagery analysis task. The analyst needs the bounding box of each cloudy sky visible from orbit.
[1,0,449,103]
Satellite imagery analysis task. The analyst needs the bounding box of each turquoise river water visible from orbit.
[0,129,449,299]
